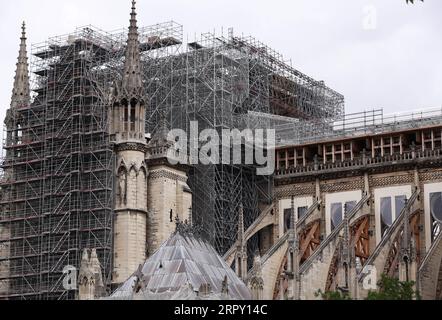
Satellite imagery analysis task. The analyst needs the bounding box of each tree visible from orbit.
[314,274,420,300]
[366,274,421,300]
[315,289,351,300]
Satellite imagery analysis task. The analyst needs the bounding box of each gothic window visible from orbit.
[122,99,129,131]
[430,192,442,222]
[345,201,357,213]
[297,206,308,220]
[380,195,407,238]
[433,222,441,241]
[331,202,342,231]
[430,192,442,240]
[130,99,137,132]
[381,197,392,237]
[284,208,291,233]
[395,195,407,216]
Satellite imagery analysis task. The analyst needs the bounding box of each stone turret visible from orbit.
[109,0,145,143]
[112,0,149,286]
[78,249,104,300]
[249,252,264,300]
[145,116,192,255]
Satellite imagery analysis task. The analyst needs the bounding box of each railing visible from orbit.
[358,188,420,282]
[276,107,442,146]
[276,148,442,177]
[300,193,371,274]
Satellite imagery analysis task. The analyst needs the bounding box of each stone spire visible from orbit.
[238,204,245,246]
[236,204,248,281]
[149,113,171,148]
[287,196,300,300]
[339,203,352,293]
[110,0,146,143]
[400,197,411,282]
[121,0,143,98]
[249,251,264,300]
[342,203,351,267]
[111,1,148,286]
[11,22,30,109]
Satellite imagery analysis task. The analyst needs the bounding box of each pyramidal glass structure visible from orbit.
[108,231,252,300]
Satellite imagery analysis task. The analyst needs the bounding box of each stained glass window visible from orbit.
[430,192,442,223]
[380,197,392,227]
[331,203,342,230]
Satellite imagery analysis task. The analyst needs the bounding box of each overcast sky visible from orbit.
[0,0,441,133]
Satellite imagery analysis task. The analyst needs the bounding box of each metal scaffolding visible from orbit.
[275,107,442,147]
[141,25,344,256]
[0,26,118,300]
[0,21,345,299]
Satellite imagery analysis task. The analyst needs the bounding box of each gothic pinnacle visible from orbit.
[122,0,143,96]
[11,21,30,109]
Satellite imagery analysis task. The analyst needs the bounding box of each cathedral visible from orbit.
[1,1,442,300]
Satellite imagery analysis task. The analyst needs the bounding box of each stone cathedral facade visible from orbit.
[106,2,192,286]
[2,1,442,301]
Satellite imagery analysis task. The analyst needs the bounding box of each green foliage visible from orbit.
[366,274,421,300]
[314,274,420,300]
[315,289,351,300]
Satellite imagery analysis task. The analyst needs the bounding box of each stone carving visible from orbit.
[118,168,127,205]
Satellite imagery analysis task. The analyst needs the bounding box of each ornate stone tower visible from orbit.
[111,1,148,285]
[145,118,192,255]
[4,22,30,148]
[0,22,30,297]
[78,249,105,300]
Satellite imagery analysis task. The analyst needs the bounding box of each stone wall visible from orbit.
[147,165,192,255]
[261,168,442,299]
[113,150,148,284]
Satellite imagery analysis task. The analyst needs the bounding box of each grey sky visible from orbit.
[1,0,441,134]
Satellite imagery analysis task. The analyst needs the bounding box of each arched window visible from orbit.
[430,192,442,222]
[284,208,291,233]
[121,99,129,132]
[130,99,137,132]
[330,203,342,231]
[381,197,392,237]
[430,192,442,240]
[380,195,407,237]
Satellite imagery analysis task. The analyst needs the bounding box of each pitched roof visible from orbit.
[108,232,252,300]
